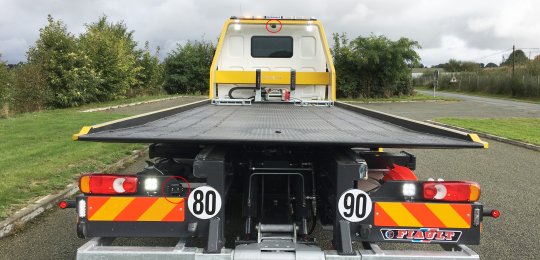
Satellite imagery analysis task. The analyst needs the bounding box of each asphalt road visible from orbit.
[1,95,538,259]
[417,89,540,111]
[413,89,540,119]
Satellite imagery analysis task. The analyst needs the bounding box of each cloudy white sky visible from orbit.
[1,0,539,66]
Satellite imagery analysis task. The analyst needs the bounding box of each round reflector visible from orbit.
[59,201,68,209]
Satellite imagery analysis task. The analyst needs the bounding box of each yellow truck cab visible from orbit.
[210,16,336,105]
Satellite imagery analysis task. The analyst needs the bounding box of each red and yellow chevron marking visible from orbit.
[374,202,471,228]
[87,197,184,222]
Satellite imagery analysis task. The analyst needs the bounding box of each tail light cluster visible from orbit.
[423,181,480,202]
[79,174,137,194]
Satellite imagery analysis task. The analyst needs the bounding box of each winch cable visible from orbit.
[228,87,255,100]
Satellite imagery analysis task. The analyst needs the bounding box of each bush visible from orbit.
[332,33,420,98]
[163,40,215,94]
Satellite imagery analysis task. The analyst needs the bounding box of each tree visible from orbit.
[440,59,480,72]
[28,15,98,108]
[0,54,13,117]
[11,63,48,113]
[332,33,421,98]
[443,59,461,72]
[331,33,361,97]
[79,16,143,101]
[163,40,215,94]
[460,61,481,72]
[132,42,164,96]
[485,62,498,68]
[501,49,528,66]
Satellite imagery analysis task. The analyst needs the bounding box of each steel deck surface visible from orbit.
[78,103,483,148]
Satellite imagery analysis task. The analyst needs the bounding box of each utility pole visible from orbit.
[512,45,515,78]
[433,70,439,97]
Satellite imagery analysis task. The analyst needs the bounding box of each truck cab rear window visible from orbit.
[251,36,293,58]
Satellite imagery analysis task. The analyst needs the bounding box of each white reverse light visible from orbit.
[112,178,126,193]
[144,177,158,191]
[78,200,86,218]
[402,183,416,197]
[433,184,447,199]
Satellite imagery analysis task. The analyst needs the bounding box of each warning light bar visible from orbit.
[230,16,317,21]
[79,174,138,195]
[423,181,480,202]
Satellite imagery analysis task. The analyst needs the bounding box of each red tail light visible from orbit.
[79,174,137,194]
[59,201,68,209]
[423,181,480,202]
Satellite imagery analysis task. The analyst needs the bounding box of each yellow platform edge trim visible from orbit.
[72,126,92,141]
[468,134,489,149]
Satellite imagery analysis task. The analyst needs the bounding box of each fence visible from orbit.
[414,70,540,98]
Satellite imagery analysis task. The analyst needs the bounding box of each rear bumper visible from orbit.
[77,237,479,260]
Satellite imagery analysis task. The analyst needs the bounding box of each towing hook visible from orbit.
[483,209,500,218]
[59,200,76,209]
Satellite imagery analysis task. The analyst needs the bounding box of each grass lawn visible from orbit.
[415,86,540,104]
[0,105,150,220]
[339,91,458,103]
[435,118,540,145]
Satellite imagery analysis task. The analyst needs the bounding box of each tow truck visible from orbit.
[63,16,499,259]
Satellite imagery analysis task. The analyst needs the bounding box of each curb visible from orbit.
[80,96,193,113]
[0,148,149,239]
[426,120,540,152]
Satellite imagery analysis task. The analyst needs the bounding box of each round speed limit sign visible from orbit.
[338,189,372,222]
[188,186,222,219]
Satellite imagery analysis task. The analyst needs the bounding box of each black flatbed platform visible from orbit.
[74,100,486,149]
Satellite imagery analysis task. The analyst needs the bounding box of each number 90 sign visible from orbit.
[338,189,372,222]
[188,186,222,219]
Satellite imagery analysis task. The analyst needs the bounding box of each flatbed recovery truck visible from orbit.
[64,16,499,259]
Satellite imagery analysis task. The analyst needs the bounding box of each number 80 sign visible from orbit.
[188,186,222,219]
[338,189,373,222]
